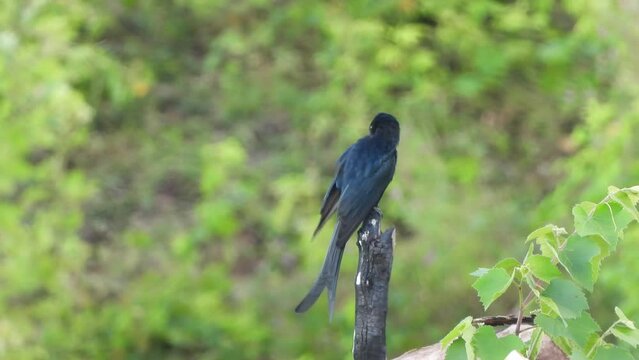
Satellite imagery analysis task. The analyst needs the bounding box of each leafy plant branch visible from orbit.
[439,186,639,359]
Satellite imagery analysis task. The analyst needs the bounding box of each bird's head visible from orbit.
[369,113,400,145]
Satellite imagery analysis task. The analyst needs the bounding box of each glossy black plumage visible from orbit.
[295,113,400,320]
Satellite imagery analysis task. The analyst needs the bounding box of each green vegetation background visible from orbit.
[2,0,639,358]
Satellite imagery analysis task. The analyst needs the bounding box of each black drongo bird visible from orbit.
[295,113,400,320]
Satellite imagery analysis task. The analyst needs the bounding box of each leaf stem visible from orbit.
[526,327,543,359]
[586,320,620,357]
[521,290,536,310]
[516,283,524,335]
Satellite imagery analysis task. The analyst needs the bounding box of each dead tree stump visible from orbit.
[353,208,395,360]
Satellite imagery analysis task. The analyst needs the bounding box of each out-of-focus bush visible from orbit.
[0,0,121,357]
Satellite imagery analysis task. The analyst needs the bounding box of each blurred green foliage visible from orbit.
[1,0,639,358]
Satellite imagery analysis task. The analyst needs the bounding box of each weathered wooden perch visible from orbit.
[353,207,395,360]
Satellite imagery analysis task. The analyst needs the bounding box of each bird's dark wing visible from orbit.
[312,181,340,237]
[334,149,397,248]
[312,146,353,237]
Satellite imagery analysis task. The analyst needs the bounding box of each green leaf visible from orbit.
[526,224,566,259]
[441,316,473,350]
[472,326,525,360]
[570,349,589,360]
[590,236,612,284]
[565,312,601,348]
[607,201,635,234]
[472,268,513,310]
[610,188,639,221]
[535,313,568,338]
[444,339,467,360]
[495,257,521,282]
[558,234,602,291]
[494,257,520,274]
[611,326,639,348]
[470,268,490,277]
[607,185,621,194]
[573,202,615,246]
[461,320,477,360]
[540,297,563,321]
[536,312,600,348]
[615,307,637,330]
[526,254,561,283]
[542,279,588,319]
[610,186,639,203]
[527,224,567,243]
[593,345,634,360]
[524,273,541,297]
[573,201,634,248]
[526,224,554,242]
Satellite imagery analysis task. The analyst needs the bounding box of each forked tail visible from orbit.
[295,224,345,321]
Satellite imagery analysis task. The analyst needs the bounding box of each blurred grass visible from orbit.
[1,0,639,358]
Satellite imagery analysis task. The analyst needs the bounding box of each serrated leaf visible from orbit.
[607,201,635,233]
[621,187,639,204]
[526,224,566,260]
[611,326,639,348]
[590,236,612,284]
[526,254,562,283]
[573,202,617,246]
[527,224,555,242]
[461,320,477,360]
[542,279,588,319]
[615,307,636,330]
[535,313,568,338]
[441,316,473,350]
[611,190,639,221]
[472,326,525,360]
[573,202,633,249]
[472,268,513,310]
[558,234,602,291]
[575,201,598,216]
[540,297,564,324]
[527,224,567,242]
[494,257,520,274]
[536,312,600,348]
[609,186,638,202]
[566,312,601,348]
[444,339,467,360]
[540,238,561,261]
[593,345,634,360]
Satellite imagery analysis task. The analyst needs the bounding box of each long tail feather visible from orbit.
[295,222,345,321]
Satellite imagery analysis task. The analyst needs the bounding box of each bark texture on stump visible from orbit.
[353,208,395,360]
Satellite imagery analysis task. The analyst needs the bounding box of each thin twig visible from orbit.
[472,314,536,327]
[515,284,524,335]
